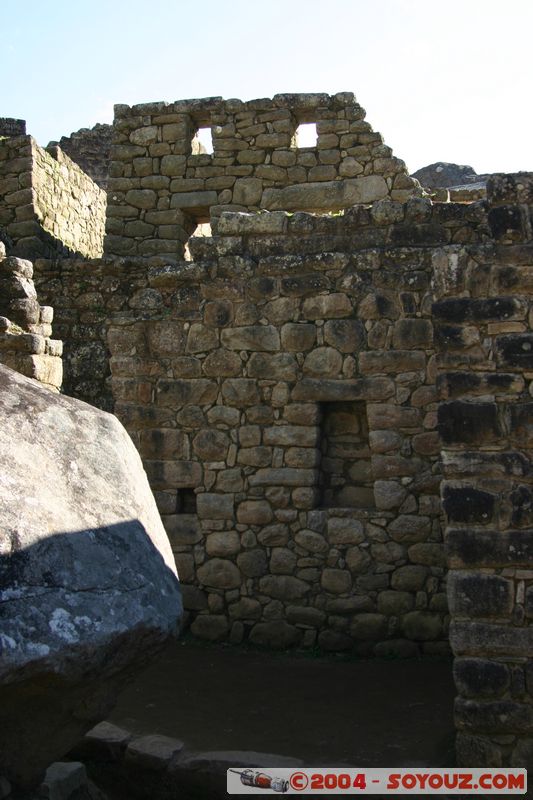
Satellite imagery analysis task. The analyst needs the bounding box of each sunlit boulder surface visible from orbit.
[0,365,182,789]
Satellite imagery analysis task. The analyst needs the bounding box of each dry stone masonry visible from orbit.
[0,133,106,259]
[3,91,533,771]
[437,174,533,769]
[52,122,114,190]
[0,243,62,391]
[105,93,420,260]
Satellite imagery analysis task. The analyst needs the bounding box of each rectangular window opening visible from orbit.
[293,122,317,148]
[192,126,213,155]
[319,401,373,509]
[177,488,197,514]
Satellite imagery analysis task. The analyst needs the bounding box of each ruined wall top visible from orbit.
[0,118,26,138]
[51,123,113,191]
[105,92,420,260]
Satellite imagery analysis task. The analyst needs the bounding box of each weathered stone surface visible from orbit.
[190,614,229,641]
[249,621,301,649]
[203,349,242,377]
[388,515,431,543]
[221,326,280,352]
[258,575,310,600]
[321,568,352,594]
[237,549,268,577]
[197,559,241,589]
[302,293,352,319]
[221,378,260,407]
[350,613,388,640]
[280,323,316,351]
[186,323,218,354]
[205,531,240,557]
[262,176,389,211]
[402,611,442,640]
[237,500,273,525]
[192,429,229,461]
[324,319,365,352]
[294,530,328,554]
[196,493,234,520]
[374,480,407,510]
[303,347,343,377]
[327,517,365,545]
[270,547,297,574]
[0,366,182,789]
[126,733,184,769]
[247,352,298,380]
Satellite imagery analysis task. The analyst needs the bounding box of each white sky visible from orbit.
[2,0,532,175]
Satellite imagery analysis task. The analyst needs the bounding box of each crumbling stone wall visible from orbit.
[105,93,419,260]
[0,244,62,391]
[33,168,533,763]
[0,135,106,259]
[52,122,113,190]
[36,196,492,655]
[437,173,533,768]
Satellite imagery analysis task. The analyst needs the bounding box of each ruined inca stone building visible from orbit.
[105,92,419,259]
[1,94,533,769]
[0,127,106,260]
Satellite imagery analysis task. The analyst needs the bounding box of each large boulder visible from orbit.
[0,365,182,789]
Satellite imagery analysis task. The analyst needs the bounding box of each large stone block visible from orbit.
[221,325,280,352]
[302,293,352,319]
[197,559,241,589]
[448,572,514,618]
[249,621,301,649]
[196,493,234,520]
[438,401,500,445]
[495,334,533,369]
[261,176,388,211]
[221,378,260,407]
[432,297,526,323]
[247,352,298,380]
[156,379,218,408]
[292,377,394,402]
[263,426,319,447]
[453,658,510,699]
[171,191,218,209]
[0,366,181,789]
[258,575,310,600]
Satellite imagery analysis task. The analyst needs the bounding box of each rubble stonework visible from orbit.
[33,167,533,767]
[3,90,533,767]
[52,122,113,190]
[33,193,491,657]
[0,135,106,259]
[105,93,420,260]
[0,244,62,391]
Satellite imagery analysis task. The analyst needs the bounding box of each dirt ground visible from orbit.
[109,638,456,768]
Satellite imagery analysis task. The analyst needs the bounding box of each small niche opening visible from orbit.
[192,126,213,155]
[319,401,373,509]
[177,488,197,514]
[293,122,317,148]
[184,219,212,261]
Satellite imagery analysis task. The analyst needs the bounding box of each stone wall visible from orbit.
[105,92,420,260]
[0,243,62,391]
[437,173,533,768]
[0,135,106,260]
[0,118,26,137]
[36,195,493,656]
[33,168,533,763]
[52,123,113,190]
